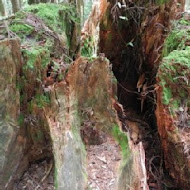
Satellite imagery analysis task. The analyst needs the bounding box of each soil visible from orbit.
[13,134,121,190]
[86,135,121,190]
[13,160,54,190]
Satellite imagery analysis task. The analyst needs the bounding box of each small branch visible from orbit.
[117,82,139,95]
[40,161,53,183]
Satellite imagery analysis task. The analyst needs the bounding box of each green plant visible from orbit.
[179,18,190,26]
[34,94,50,108]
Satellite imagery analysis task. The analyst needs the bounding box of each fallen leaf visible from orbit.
[96,156,107,163]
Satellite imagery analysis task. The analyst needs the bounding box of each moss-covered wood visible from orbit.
[156,14,190,189]
[158,16,190,119]
[0,3,82,189]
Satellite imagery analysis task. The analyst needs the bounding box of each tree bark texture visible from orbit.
[11,0,21,13]
[0,0,5,16]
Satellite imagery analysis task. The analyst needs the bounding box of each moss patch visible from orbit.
[158,16,190,116]
[20,3,79,34]
[8,3,80,112]
[22,47,50,70]
[10,23,34,39]
[9,3,79,63]
[112,125,129,160]
[18,113,25,126]
[163,19,190,57]
[81,36,94,57]
[32,94,51,109]
[155,0,169,5]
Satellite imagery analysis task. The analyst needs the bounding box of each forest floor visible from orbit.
[86,135,121,190]
[14,160,54,190]
[13,134,121,190]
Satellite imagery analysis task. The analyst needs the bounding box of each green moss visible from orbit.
[10,23,34,39]
[179,18,190,26]
[163,17,190,57]
[155,0,169,5]
[9,3,79,53]
[163,30,190,57]
[81,37,94,57]
[6,2,80,68]
[162,85,172,105]
[24,3,79,34]
[112,125,129,160]
[33,94,50,108]
[18,113,25,126]
[22,46,50,70]
[159,24,190,115]
[87,56,96,62]
[172,100,180,110]
[165,48,190,65]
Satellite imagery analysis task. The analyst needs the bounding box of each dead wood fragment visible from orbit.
[40,161,53,183]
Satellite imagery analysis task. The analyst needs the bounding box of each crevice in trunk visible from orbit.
[99,1,183,189]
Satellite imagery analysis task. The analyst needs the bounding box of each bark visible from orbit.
[3,1,189,190]
[0,0,5,16]
[11,0,21,13]
[0,39,24,190]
